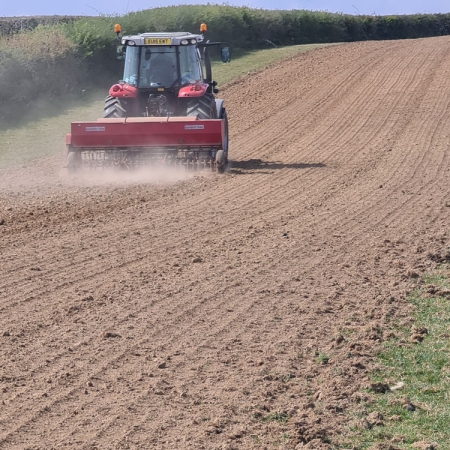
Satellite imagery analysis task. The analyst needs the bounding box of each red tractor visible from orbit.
[66,24,230,173]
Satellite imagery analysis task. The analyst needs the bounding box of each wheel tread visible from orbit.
[186,94,216,119]
[103,96,128,118]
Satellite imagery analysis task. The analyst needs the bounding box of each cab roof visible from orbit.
[121,32,204,46]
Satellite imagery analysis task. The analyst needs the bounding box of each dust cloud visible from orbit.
[0,155,203,196]
[60,165,201,187]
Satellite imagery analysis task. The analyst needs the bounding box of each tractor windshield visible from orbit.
[122,46,177,88]
[139,47,177,88]
[122,44,202,88]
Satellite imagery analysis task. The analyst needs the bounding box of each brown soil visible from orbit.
[1,37,450,449]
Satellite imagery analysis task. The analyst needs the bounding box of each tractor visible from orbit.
[66,23,230,173]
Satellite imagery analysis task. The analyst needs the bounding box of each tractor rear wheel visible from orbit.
[103,96,128,118]
[186,94,217,119]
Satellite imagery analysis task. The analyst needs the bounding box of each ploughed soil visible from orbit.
[1,37,450,449]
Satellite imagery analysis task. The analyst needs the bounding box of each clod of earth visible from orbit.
[389,381,405,391]
[370,382,390,393]
[402,402,416,411]
[101,331,121,339]
[367,411,384,427]
[411,442,438,450]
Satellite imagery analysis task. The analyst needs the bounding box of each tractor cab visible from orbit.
[117,29,230,90]
[106,27,230,119]
[119,32,206,90]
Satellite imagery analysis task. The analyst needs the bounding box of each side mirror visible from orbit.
[221,47,230,63]
[116,45,126,61]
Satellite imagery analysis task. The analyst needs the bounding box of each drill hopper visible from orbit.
[66,116,228,172]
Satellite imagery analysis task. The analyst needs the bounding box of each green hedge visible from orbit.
[0,15,79,37]
[60,6,450,83]
[1,6,450,123]
[50,7,450,53]
[0,26,90,124]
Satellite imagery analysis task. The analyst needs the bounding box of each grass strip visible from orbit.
[339,265,450,449]
[212,43,336,86]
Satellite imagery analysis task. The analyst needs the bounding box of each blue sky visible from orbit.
[0,1,449,17]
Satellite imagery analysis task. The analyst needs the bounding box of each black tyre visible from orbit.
[216,150,225,173]
[221,109,229,156]
[215,108,229,174]
[186,93,217,119]
[103,95,128,118]
[67,151,81,174]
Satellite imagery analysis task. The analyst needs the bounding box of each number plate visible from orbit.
[144,38,171,45]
